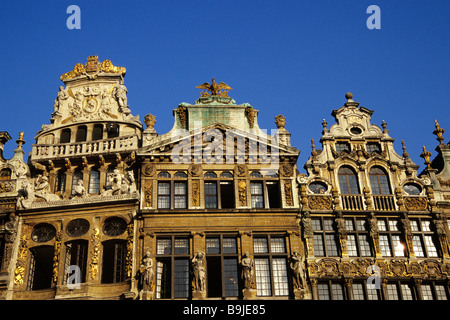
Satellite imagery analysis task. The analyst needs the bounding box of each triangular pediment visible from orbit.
[137,122,299,163]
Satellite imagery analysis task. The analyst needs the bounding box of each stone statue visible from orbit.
[34,175,61,202]
[290,250,305,289]
[53,86,69,113]
[115,80,130,115]
[241,252,254,289]
[135,251,154,299]
[192,251,206,292]
[72,180,88,198]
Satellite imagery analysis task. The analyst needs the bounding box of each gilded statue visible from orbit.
[196,78,233,97]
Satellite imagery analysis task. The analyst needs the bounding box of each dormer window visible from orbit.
[335,142,351,153]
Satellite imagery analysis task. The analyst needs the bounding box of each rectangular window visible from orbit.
[174,182,187,209]
[379,235,392,257]
[387,284,400,300]
[205,235,239,298]
[251,182,264,208]
[205,182,218,208]
[253,235,289,297]
[155,236,190,299]
[157,182,171,209]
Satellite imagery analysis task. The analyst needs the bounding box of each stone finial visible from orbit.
[311,138,317,157]
[16,132,25,149]
[275,114,286,129]
[322,119,328,134]
[420,145,432,169]
[401,140,409,158]
[144,113,156,129]
[433,119,445,145]
[345,92,354,102]
[381,120,388,134]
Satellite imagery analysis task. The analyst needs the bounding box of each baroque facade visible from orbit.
[0,56,449,300]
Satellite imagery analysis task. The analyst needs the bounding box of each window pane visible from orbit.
[174,182,187,209]
[347,235,358,257]
[401,284,414,300]
[174,238,189,254]
[422,284,433,300]
[318,283,330,300]
[205,182,217,209]
[421,220,432,232]
[388,219,400,231]
[377,220,387,231]
[223,238,237,254]
[352,283,365,300]
[323,219,334,231]
[392,235,405,257]
[270,237,286,253]
[387,284,400,300]
[250,182,264,208]
[345,219,355,231]
[435,285,448,300]
[174,259,190,298]
[359,235,373,257]
[206,238,220,254]
[255,258,271,296]
[88,170,100,193]
[224,258,239,297]
[424,235,438,257]
[356,219,367,231]
[155,260,171,299]
[325,234,339,256]
[311,218,322,231]
[158,182,171,209]
[254,238,269,253]
[313,234,325,256]
[272,258,289,296]
[410,219,420,232]
[331,283,344,300]
[157,239,172,255]
[412,236,425,257]
[379,235,392,257]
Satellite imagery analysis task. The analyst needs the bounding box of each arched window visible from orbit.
[76,125,87,142]
[92,124,103,141]
[338,166,360,194]
[27,245,54,290]
[60,129,71,143]
[369,167,391,195]
[101,240,127,284]
[55,170,66,194]
[0,168,12,180]
[71,170,83,196]
[64,240,88,285]
[89,169,100,194]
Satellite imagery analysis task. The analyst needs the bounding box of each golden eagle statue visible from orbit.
[196,78,233,97]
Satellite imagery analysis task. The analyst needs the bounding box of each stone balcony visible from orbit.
[31,134,139,160]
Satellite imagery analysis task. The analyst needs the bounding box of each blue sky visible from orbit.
[1,0,449,173]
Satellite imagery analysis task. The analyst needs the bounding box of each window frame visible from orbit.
[253,234,290,297]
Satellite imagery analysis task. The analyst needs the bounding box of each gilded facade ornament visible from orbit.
[125,223,134,278]
[420,145,432,169]
[433,119,445,145]
[196,78,232,97]
[52,229,63,285]
[60,56,126,81]
[192,180,200,207]
[308,195,332,210]
[13,235,28,286]
[89,228,100,280]
[284,180,294,206]
[238,180,247,206]
[144,180,153,207]
[404,196,427,211]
